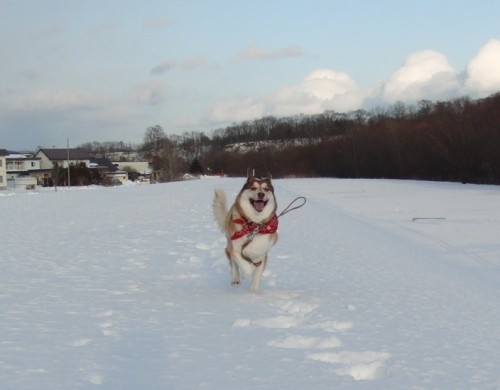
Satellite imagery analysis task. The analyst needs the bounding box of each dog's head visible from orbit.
[237,169,277,222]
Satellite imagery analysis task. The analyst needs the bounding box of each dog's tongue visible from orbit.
[254,200,265,211]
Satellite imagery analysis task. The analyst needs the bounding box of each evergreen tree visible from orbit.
[189,158,204,175]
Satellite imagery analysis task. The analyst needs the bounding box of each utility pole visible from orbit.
[67,138,71,187]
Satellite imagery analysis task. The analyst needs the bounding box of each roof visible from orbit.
[6,152,41,160]
[0,149,8,156]
[89,158,118,172]
[37,148,92,161]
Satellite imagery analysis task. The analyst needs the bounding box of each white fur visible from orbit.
[238,189,276,224]
[212,178,278,293]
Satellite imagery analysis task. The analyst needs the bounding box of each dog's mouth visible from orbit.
[250,199,267,212]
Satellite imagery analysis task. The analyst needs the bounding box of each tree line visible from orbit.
[80,92,500,185]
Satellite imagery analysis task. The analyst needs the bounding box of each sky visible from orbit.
[1,0,500,151]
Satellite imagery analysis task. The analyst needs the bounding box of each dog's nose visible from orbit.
[258,192,265,199]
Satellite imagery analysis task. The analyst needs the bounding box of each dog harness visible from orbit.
[230,215,279,241]
[227,197,306,267]
[230,215,279,267]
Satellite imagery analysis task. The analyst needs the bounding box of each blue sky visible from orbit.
[1,0,500,150]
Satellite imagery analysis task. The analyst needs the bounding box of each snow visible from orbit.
[1,178,500,389]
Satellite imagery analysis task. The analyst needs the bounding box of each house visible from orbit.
[32,148,94,186]
[0,149,7,190]
[89,158,128,184]
[112,161,152,183]
[35,148,92,170]
[6,151,40,189]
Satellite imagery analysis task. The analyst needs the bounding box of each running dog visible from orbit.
[213,170,278,292]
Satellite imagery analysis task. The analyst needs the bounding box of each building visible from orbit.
[1,147,143,187]
[6,151,40,189]
[90,158,128,184]
[0,149,7,190]
[112,161,152,183]
[35,148,92,170]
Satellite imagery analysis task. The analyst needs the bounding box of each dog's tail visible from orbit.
[212,189,228,232]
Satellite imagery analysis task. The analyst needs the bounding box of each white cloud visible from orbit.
[8,89,107,112]
[19,69,40,81]
[210,69,362,122]
[182,56,207,70]
[237,44,303,61]
[301,69,357,100]
[130,82,167,106]
[381,50,459,102]
[465,39,500,96]
[271,69,364,116]
[143,17,173,30]
[4,37,500,149]
[205,40,500,128]
[210,96,266,123]
[34,23,66,39]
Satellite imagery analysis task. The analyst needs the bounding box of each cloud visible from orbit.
[380,50,460,103]
[143,17,172,30]
[210,41,500,127]
[8,89,107,112]
[237,44,303,61]
[19,69,40,81]
[301,69,359,101]
[271,69,364,116]
[34,23,66,39]
[182,56,207,70]
[4,38,500,150]
[210,96,266,124]
[465,39,500,96]
[92,20,121,33]
[210,69,362,122]
[151,56,207,74]
[0,93,132,150]
[150,60,177,75]
[130,82,167,106]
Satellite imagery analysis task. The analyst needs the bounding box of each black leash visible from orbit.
[278,196,307,218]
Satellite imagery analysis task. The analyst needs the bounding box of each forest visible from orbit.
[80,92,500,185]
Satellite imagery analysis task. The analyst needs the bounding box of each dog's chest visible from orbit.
[241,233,275,260]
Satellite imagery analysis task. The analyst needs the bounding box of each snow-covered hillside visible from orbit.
[1,178,500,389]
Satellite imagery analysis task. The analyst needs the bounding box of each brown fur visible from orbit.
[213,171,278,292]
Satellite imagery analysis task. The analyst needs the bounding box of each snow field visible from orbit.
[1,178,500,389]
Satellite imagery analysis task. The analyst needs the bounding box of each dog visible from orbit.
[213,170,278,293]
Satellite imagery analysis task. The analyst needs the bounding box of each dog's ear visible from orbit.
[247,167,255,179]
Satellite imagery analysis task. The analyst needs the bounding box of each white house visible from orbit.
[6,152,41,172]
[112,161,152,183]
[6,151,40,189]
[0,149,7,190]
[35,148,92,170]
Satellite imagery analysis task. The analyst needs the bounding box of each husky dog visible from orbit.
[213,170,278,292]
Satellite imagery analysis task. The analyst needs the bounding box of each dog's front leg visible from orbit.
[225,247,241,287]
[230,258,241,286]
[250,256,266,293]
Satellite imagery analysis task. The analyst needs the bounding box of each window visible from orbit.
[0,175,3,183]
[0,159,3,167]
[31,162,36,167]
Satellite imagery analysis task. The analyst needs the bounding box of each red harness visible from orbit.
[230,215,279,241]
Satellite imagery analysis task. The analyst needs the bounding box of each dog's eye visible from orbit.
[250,186,257,191]
[263,188,269,192]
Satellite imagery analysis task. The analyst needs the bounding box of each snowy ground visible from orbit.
[1,178,500,389]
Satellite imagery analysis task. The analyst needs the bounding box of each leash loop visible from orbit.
[237,196,306,267]
[278,196,307,218]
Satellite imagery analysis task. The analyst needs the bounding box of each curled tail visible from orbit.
[212,189,228,232]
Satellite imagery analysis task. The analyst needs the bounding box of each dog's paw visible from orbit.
[231,281,241,287]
